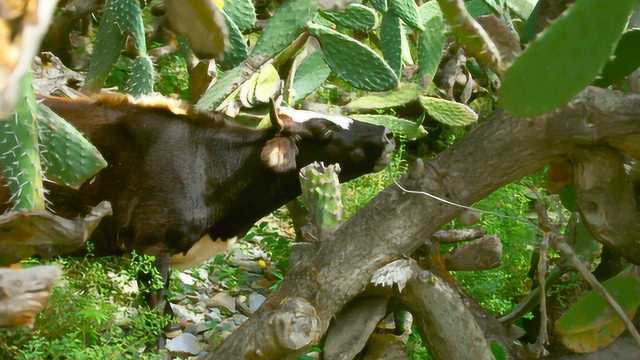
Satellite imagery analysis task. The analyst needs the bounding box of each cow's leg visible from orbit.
[138,254,174,349]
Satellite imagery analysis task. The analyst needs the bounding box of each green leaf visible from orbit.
[251,0,317,57]
[419,96,478,126]
[125,55,154,96]
[388,0,424,30]
[308,23,398,91]
[380,13,403,77]
[291,51,332,104]
[224,0,256,32]
[418,2,445,86]
[369,0,388,12]
[345,84,420,112]
[566,216,602,267]
[36,104,108,190]
[219,12,249,69]
[594,29,640,87]
[319,4,378,32]
[351,114,428,140]
[499,0,638,117]
[555,273,640,353]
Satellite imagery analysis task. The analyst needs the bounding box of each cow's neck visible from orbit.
[200,128,303,240]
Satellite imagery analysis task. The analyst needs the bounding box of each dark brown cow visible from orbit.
[9,94,394,313]
[34,94,393,262]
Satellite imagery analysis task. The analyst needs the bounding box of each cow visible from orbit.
[18,93,394,313]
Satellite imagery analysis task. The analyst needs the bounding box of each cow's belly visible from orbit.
[170,234,236,269]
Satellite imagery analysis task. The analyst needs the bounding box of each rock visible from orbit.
[231,314,249,326]
[170,303,204,324]
[177,272,196,286]
[207,292,236,312]
[165,324,182,339]
[166,333,202,355]
[185,322,209,335]
[205,308,222,322]
[248,292,266,313]
[113,307,138,327]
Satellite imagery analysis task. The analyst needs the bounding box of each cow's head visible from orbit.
[261,99,395,180]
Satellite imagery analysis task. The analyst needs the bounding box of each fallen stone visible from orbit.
[207,292,236,312]
[248,292,266,313]
[166,333,202,355]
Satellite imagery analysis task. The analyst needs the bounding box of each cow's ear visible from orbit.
[269,96,293,131]
[261,136,298,172]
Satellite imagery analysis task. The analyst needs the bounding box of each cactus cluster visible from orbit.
[85,0,153,95]
[0,73,107,211]
[299,162,344,235]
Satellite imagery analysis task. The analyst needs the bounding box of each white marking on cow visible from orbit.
[170,235,236,270]
[279,106,353,130]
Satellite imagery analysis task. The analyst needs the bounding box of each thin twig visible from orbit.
[552,237,640,348]
[536,232,550,354]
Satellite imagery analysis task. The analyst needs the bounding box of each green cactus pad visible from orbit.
[85,0,146,92]
[125,55,155,96]
[307,23,398,91]
[369,0,388,12]
[196,62,249,111]
[419,96,478,126]
[219,12,249,69]
[291,51,332,104]
[594,29,640,88]
[0,74,45,211]
[388,0,424,31]
[36,105,108,190]
[555,273,640,353]
[418,2,445,86]
[507,0,536,20]
[499,0,638,117]
[299,162,344,234]
[380,12,403,77]
[345,84,420,112]
[319,4,379,32]
[465,0,493,18]
[224,0,256,32]
[351,114,428,140]
[251,0,317,57]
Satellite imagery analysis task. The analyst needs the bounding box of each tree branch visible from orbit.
[206,87,640,359]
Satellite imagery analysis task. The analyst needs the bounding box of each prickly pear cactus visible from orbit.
[0,74,45,211]
[299,162,344,236]
[379,12,403,77]
[125,55,154,96]
[85,0,154,95]
[36,104,107,189]
[307,22,398,91]
[388,0,424,31]
[499,0,638,116]
[251,0,318,57]
[219,11,249,69]
[319,3,379,32]
[418,1,445,86]
[224,0,257,32]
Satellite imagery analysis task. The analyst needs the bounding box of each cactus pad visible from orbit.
[419,96,478,126]
[319,4,379,32]
[36,104,107,189]
[499,0,638,116]
[307,22,398,91]
[380,12,403,77]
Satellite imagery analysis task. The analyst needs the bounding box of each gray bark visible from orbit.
[206,87,640,359]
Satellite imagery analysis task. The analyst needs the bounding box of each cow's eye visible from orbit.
[321,128,333,140]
